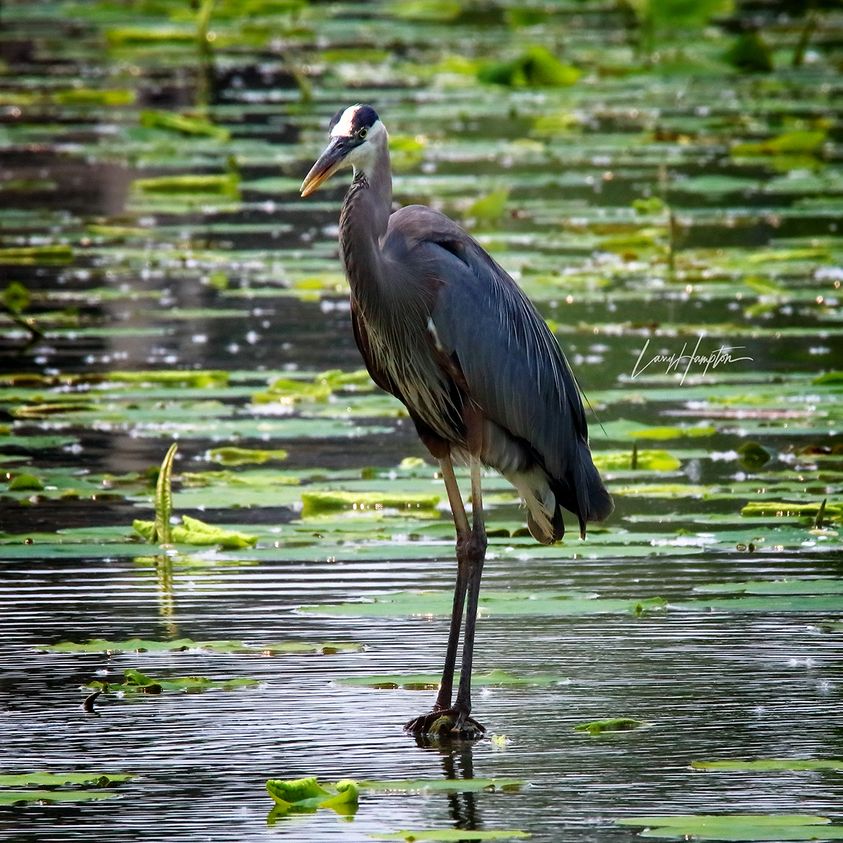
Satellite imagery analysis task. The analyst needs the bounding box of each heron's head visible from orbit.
[300,104,387,197]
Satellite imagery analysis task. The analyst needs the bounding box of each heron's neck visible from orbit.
[339,147,392,313]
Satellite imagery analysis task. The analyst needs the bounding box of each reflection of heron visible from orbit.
[301,105,613,738]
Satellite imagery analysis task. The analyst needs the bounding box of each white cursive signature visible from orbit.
[631,334,753,385]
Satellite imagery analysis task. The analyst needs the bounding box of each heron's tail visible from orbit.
[509,445,613,545]
[554,444,614,539]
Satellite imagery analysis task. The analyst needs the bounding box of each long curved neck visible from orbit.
[339,143,392,316]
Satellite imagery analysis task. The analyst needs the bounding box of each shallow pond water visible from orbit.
[1,1,842,841]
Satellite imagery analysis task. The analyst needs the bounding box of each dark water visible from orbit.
[1,1,842,841]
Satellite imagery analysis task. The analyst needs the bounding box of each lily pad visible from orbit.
[207,446,288,466]
[88,668,259,696]
[299,591,668,618]
[35,638,362,656]
[265,777,358,816]
[617,814,843,841]
[132,515,257,549]
[300,490,441,517]
[0,789,121,806]
[575,718,645,735]
[691,759,843,772]
[0,772,134,787]
[359,778,523,793]
[339,669,566,690]
[372,831,530,841]
[694,580,843,596]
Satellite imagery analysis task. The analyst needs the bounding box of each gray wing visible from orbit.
[384,204,611,527]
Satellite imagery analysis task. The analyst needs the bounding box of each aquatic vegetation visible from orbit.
[359,778,523,793]
[691,759,843,772]
[87,668,259,696]
[133,514,258,548]
[617,814,843,841]
[339,669,567,690]
[265,776,359,816]
[575,717,645,735]
[372,831,530,841]
[35,638,361,655]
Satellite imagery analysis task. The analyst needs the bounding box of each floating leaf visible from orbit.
[140,110,230,141]
[479,46,580,88]
[88,669,259,696]
[740,501,842,521]
[0,789,120,806]
[35,638,362,655]
[133,515,257,549]
[359,779,522,793]
[594,450,680,472]
[575,718,645,735]
[339,669,566,690]
[694,580,843,596]
[265,777,358,816]
[299,590,667,618]
[372,831,530,841]
[207,446,289,466]
[616,814,842,841]
[737,442,771,471]
[0,772,134,787]
[691,759,843,772]
[300,490,441,517]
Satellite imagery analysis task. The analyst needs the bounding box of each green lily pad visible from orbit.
[265,777,358,816]
[299,591,667,618]
[594,450,680,472]
[359,778,523,793]
[691,759,843,772]
[207,446,288,466]
[740,501,842,521]
[88,668,259,696]
[300,490,441,517]
[617,814,843,841]
[35,638,362,656]
[694,580,843,596]
[0,789,120,806]
[132,515,257,549]
[372,831,530,841]
[575,718,645,735]
[339,669,566,690]
[0,772,134,787]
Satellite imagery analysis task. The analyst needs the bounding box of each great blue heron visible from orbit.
[301,104,613,739]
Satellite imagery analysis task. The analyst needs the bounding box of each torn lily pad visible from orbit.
[265,776,358,816]
[132,515,257,549]
[207,446,288,466]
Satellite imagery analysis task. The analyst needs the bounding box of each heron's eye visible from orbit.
[358,127,368,139]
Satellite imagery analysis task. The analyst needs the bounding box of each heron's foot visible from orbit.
[404,707,486,740]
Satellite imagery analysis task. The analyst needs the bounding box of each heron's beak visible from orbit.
[300,138,349,198]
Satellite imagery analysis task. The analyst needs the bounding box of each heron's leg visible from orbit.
[433,455,470,711]
[453,459,487,726]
